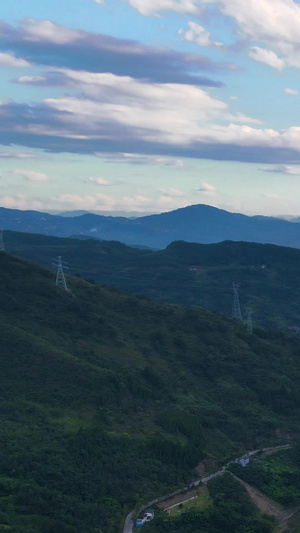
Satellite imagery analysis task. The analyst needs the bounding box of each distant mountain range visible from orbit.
[2,204,300,249]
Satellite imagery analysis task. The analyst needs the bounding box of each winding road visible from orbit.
[122,444,291,532]
[123,511,134,533]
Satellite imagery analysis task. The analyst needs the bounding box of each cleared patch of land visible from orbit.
[157,485,210,513]
[232,473,296,525]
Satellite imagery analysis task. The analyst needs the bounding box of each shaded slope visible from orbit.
[1,252,300,531]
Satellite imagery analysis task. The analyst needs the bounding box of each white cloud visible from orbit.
[218,0,300,50]
[21,18,81,44]
[261,164,300,175]
[285,88,299,96]
[123,0,202,16]
[0,52,30,67]
[248,47,285,70]
[224,112,263,124]
[0,194,46,210]
[280,165,300,175]
[156,195,178,206]
[42,69,227,145]
[124,0,300,70]
[179,21,223,48]
[124,0,300,43]
[217,0,300,70]
[11,68,300,157]
[197,182,217,193]
[14,170,49,181]
[88,177,110,185]
[17,76,46,84]
[197,123,300,150]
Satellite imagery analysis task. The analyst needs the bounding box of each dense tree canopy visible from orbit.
[1,251,300,531]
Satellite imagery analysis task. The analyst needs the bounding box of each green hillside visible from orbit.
[1,251,300,531]
[5,230,300,330]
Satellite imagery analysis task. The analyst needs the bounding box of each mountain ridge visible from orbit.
[2,204,300,249]
[5,230,300,330]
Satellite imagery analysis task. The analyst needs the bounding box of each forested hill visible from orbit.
[1,251,300,531]
[5,230,300,330]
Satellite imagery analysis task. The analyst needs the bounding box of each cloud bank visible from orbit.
[0,19,225,86]
[1,15,300,165]
[123,0,300,70]
[2,64,300,164]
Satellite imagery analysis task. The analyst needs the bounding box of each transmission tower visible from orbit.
[0,229,5,252]
[54,256,68,291]
[246,308,253,335]
[232,283,243,322]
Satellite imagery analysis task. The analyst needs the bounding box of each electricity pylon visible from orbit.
[53,256,68,291]
[232,283,243,322]
[0,229,5,252]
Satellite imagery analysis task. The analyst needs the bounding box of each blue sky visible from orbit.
[1,0,300,216]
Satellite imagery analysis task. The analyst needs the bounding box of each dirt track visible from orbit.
[231,473,298,531]
[232,473,288,520]
[124,444,293,533]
